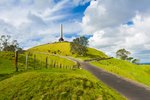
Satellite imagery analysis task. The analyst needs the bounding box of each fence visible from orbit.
[14,51,79,72]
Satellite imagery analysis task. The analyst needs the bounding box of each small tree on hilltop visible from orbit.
[70,36,88,56]
[116,48,131,60]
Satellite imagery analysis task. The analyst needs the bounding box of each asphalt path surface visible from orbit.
[80,62,150,100]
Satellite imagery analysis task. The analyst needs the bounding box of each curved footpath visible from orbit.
[81,62,150,100]
[69,57,150,100]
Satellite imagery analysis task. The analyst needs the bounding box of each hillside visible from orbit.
[0,50,125,99]
[28,42,150,87]
[1,42,150,99]
[91,58,150,86]
[0,69,125,100]
[28,42,108,59]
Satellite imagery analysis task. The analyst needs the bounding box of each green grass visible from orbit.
[28,42,72,56]
[0,58,15,74]
[27,42,108,69]
[91,58,150,86]
[0,52,125,100]
[28,42,108,59]
[0,57,16,81]
[30,53,76,67]
[0,69,125,100]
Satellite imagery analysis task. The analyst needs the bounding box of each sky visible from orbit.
[0,0,150,63]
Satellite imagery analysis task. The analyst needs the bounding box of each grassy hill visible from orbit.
[29,42,150,87]
[1,41,150,99]
[91,58,150,86]
[0,50,125,99]
[0,68,125,100]
[28,42,108,59]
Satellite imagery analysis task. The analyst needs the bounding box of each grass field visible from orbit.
[91,58,150,86]
[0,57,16,81]
[0,58,15,74]
[0,69,125,100]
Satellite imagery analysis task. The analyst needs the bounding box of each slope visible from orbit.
[91,58,150,86]
[29,42,150,87]
[0,69,125,100]
[28,42,108,59]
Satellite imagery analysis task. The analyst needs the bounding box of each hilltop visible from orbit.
[28,42,108,59]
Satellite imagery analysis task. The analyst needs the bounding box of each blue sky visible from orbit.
[0,0,150,63]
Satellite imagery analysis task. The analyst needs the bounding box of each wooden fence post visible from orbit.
[34,55,36,69]
[26,53,28,70]
[77,61,80,69]
[15,51,18,72]
[60,63,62,68]
[54,61,56,68]
[46,57,48,69]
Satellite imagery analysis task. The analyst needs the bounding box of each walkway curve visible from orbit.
[82,62,150,100]
[69,57,150,100]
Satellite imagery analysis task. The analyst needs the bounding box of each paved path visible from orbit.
[80,62,150,100]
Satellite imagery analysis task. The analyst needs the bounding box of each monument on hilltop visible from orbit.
[59,24,64,42]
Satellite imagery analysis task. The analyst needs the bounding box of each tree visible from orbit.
[70,36,88,56]
[126,57,134,62]
[0,35,10,51]
[132,59,140,64]
[116,48,131,60]
[0,35,20,52]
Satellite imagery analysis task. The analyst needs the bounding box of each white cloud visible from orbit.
[0,0,85,49]
[83,0,150,62]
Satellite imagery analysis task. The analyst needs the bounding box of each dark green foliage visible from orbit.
[70,36,88,56]
[132,59,140,64]
[3,45,16,52]
[0,51,15,60]
[126,57,134,62]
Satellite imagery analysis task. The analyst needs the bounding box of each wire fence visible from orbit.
[14,51,79,72]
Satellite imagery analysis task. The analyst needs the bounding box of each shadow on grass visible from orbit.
[0,74,12,81]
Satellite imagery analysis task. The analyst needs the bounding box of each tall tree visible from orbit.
[0,35,20,52]
[116,48,131,60]
[70,36,88,56]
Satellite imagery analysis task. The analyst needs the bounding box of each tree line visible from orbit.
[70,36,140,64]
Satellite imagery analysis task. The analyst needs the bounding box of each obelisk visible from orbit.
[59,24,64,42]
